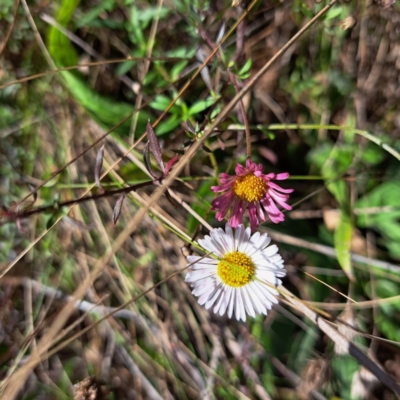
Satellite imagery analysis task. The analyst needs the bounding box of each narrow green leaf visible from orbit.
[334,212,353,280]
[47,0,80,67]
[238,58,252,76]
[188,98,216,116]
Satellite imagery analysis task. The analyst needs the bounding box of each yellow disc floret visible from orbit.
[217,251,255,287]
[232,173,268,202]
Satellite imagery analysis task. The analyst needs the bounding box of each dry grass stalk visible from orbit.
[334,304,359,355]
[351,351,382,399]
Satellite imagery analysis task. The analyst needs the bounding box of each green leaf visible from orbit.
[334,212,353,280]
[188,97,216,116]
[155,115,181,135]
[238,58,252,77]
[61,72,149,135]
[136,6,169,28]
[325,5,343,20]
[149,95,180,113]
[319,144,352,211]
[75,0,115,27]
[47,0,80,67]
[357,181,400,259]
[116,60,136,76]
[170,60,188,81]
[373,279,400,313]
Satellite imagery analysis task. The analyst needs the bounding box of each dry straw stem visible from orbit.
[20,0,56,70]
[280,287,400,395]
[1,2,338,398]
[308,294,400,311]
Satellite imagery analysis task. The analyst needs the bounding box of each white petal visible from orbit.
[198,288,213,306]
[250,281,274,308]
[237,227,252,253]
[190,263,218,272]
[238,288,248,321]
[210,229,229,254]
[249,231,260,245]
[235,289,242,321]
[254,281,279,305]
[213,286,226,314]
[247,284,267,314]
[187,255,202,264]
[224,224,235,252]
[187,256,217,265]
[205,285,223,310]
[219,286,232,316]
[245,243,260,257]
[227,289,235,318]
[193,281,214,296]
[261,244,279,257]
[257,270,278,285]
[186,271,215,283]
[199,236,223,257]
[258,233,272,250]
[242,287,256,318]
[235,225,248,251]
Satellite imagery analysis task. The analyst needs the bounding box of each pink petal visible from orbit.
[269,189,292,210]
[275,172,290,180]
[256,163,264,172]
[248,203,259,231]
[229,199,246,227]
[268,181,294,194]
[235,163,246,175]
[245,158,254,169]
[211,181,234,192]
[255,201,266,222]
[261,196,285,223]
[212,192,235,218]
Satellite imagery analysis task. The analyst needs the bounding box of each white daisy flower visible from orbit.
[185,224,286,322]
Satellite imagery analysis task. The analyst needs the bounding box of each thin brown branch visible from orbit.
[1,179,156,221]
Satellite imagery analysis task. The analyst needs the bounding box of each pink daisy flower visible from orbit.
[211,159,293,230]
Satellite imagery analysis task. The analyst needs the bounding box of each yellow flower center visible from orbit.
[217,251,255,287]
[232,173,268,202]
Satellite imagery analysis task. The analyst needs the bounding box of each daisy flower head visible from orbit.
[211,158,293,230]
[185,224,286,322]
